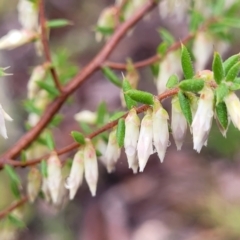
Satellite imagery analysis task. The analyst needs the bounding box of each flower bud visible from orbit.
[156,52,182,94]
[104,129,121,173]
[225,92,240,131]
[74,110,97,125]
[47,152,62,203]
[171,96,187,150]
[27,65,47,99]
[137,109,153,172]
[124,109,140,171]
[65,148,84,200]
[153,99,169,163]
[192,87,214,152]
[0,29,37,50]
[27,167,42,203]
[0,104,13,139]
[84,139,98,196]
[18,0,38,31]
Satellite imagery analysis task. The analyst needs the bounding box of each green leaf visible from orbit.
[181,44,194,79]
[126,89,154,105]
[229,82,240,91]
[36,81,59,97]
[216,102,228,130]
[225,62,240,82]
[4,165,21,185]
[179,79,204,92]
[95,149,102,157]
[95,26,114,36]
[10,181,21,199]
[23,100,41,115]
[71,131,86,144]
[122,79,138,109]
[101,66,122,88]
[20,150,27,163]
[166,74,179,89]
[47,19,73,28]
[220,17,240,28]
[8,214,25,229]
[44,132,55,150]
[96,102,107,125]
[79,122,92,134]
[49,114,63,127]
[212,52,224,84]
[223,54,240,75]
[109,111,126,122]
[178,91,192,125]
[158,28,174,44]
[233,77,240,84]
[215,83,229,105]
[157,42,168,55]
[150,63,159,77]
[189,10,204,32]
[116,118,125,148]
[41,160,48,178]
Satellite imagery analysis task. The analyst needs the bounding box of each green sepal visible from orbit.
[71,131,86,145]
[179,78,204,92]
[116,118,125,148]
[126,89,154,105]
[215,83,229,105]
[178,91,192,125]
[215,102,228,130]
[36,81,59,97]
[41,160,48,178]
[166,74,179,89]
[212,52,224,84]
[122,79,138,109]
[96,101,107,125]
[223,54,240,75]
[181,44,194,79]
[225,61,240,82]
[47,19,72,29]
[101,66,122,88]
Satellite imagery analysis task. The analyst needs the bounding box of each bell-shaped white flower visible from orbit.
[18,0,38,31]
[0,104,13,139]
[27,167,42,203]
[47,152,62,203]
[66,148,84,200]
[84,139,98,196]
[104,129,121,173]
[225,92,240,131]
[27,65,47,99]
[193,32,214,71]
[0,29,36,50]
[74,110,97,124]
[192,87,214,152]
[156,51,182,94]
[171,96,187,150]
[137,109,153,172]
[124,108,140,172]
[153,99,169,163]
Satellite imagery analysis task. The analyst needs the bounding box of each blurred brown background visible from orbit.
[1,0,240,240]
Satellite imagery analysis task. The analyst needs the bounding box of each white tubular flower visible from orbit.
[18,0,38,31]
[0,29,36,50]
[225,92,240,130]
[27,167,42,203]
[104,129,121,173]
[0,104,13,139]
[193,32,214,71]
[65,148,84,200]
[74,110,97,125]
[124,108,140,171]
[84,139,98,196]
[96,7,117,42]
[137,109,153,172]
[171,97,187,150]
[95,138,107,165]
[153,99,169,163]
[156,51,181,94]
[192,87,214,153]
[27,65,47,99]
[47,152,62,204]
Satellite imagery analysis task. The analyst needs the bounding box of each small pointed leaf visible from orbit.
[179,79,204,92]
[216,102,228,129]
[212,52,224,84]
[229,82,240,91]
[225,61,240,82]
[36,81,59,97]
[96,102,107,125]
[45,132,55,150]
[166,74,179,89]
[223,54,240,75]
[178,91,192,125]
[126,89,154,105]
[122,79,138,109]
[101,66,122,88]
[216,83,229,105]
[71,131,86,144]
[181,44,194,79]
[116,118,125,148]
[41,160,48,178]
[8,214,26,228]
[47,19,73,28]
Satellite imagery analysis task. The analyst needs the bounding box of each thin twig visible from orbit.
[39,0,63,93]
[1,0,158,160]
[0,196,28,219]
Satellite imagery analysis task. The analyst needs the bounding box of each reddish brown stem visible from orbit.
[39,0,63,93]
[1,0,157,160]
[0,196,28,219]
